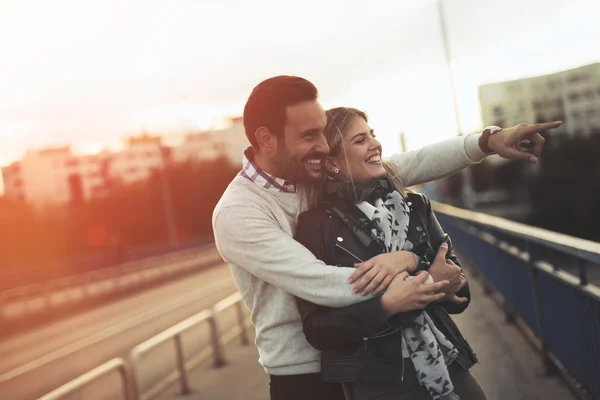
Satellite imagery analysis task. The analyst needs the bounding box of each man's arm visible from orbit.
[212,204,370,308]
[296,272,449,351]
[388,134,485,187]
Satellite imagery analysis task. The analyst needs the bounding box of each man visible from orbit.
[212,75,560,399]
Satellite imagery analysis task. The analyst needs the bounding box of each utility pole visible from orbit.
[438,0,462,136]
[437,0,476,210]
[399,132,407,152]
[160,148,179,247]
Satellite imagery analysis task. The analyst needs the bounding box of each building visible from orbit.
[479,63,600,139]
[0,147,111,207]
[20,147,75,206]
[1,136,166,208]
[171,116,247,167]
[0,117,248,207]
[74,153,111,201]
[108,134,164,185]
[170,131,225,164]
[214,117,247,166]
[1,161,25,202]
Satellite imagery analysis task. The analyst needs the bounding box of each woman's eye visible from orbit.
[356,138,365,144]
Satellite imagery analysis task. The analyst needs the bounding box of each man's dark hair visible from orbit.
[243,76,319,148]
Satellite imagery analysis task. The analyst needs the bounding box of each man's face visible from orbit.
[273,100,329,183]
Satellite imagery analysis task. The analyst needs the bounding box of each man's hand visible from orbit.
[349,251,418,295]
[480,121,562,163]
[381,271,449,316]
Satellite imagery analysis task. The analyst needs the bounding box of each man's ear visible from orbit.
[324,156,339,174]
[255,127,277,152]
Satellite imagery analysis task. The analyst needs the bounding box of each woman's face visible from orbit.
[327,116,386,182]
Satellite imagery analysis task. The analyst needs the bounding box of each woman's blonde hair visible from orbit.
[324,107,405,196]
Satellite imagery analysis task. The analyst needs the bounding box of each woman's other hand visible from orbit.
[428,243,461,285]
[428,244,467,302]
[440,274,468,304]
[348,251,418,295]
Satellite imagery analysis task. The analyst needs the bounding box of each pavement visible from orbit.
[157,266,578,400]
[0,263,238,400]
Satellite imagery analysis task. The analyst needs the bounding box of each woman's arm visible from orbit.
[387,134,486,187]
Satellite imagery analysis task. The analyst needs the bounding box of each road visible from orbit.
[0,260,237,400]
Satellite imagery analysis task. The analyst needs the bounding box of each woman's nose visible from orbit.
[369,137,382,149]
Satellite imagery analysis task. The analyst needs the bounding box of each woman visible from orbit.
[294,107,487,400]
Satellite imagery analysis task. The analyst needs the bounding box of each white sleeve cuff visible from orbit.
[464,133,487,163]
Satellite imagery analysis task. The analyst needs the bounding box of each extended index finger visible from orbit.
[518,121,562,139]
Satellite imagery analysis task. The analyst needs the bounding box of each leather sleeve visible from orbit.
[294,211,389,351]
[422,195,471,314]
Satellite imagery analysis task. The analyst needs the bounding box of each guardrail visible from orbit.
[129,292,249,400]
[0,238,214,291]
[37,358,131,400]
[433,201,600,400]
[0,245,223,324]
[37,292,249,400]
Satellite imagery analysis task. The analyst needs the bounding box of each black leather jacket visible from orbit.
[294,192,478,383]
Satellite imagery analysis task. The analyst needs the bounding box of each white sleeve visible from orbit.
[388,134,486,187]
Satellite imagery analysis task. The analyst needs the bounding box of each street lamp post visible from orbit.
[160,150,179,248]
[437,0,477,210]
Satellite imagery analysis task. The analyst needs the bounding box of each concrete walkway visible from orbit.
[158,268,577,400]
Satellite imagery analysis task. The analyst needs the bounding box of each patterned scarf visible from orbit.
[324,177,460,400]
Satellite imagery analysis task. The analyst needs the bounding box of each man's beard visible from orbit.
[274,150,326,184]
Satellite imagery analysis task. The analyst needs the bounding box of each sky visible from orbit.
[1,0,599,179]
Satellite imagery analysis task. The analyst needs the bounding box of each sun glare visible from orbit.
[73,141,105,156]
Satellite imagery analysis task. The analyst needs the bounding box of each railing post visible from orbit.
[483,281,493,295]
[527,242,558,376]
[235,301,249,346]
[174,334,192,395]
[503,303,516,324]
[208,311,226,367]
[129,355,142,400]
[117,361,133,400]
[0,293,4,321]
[578,259,588,286]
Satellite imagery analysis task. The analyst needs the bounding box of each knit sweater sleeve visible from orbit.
[213,203,371,308]
[388,134,487,187]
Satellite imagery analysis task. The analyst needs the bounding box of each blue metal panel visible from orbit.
[436,210,600,399]
[537,271,600,398]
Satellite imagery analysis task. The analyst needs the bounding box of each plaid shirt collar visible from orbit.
[241,148,297,193]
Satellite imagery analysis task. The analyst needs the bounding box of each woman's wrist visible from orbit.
[411,253,421,272]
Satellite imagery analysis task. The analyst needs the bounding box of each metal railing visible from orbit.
[37,291,250,400]
[433,201,600,400]
[129,292,249,400]
[37,358,131,400]
[1,245,223,324]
